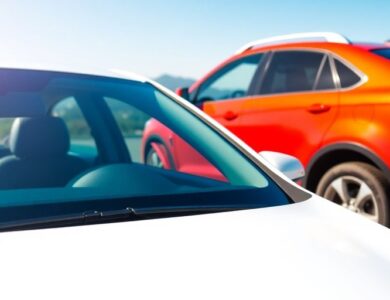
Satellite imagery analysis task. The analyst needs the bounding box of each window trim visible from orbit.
[96,96,133,163]
[253,48,367,97]
[312,55,327,90]
[328,54,341,89]
[257,49,327,95]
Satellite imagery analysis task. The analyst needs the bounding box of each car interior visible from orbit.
[0,116,88,189]
[0,74,232,195]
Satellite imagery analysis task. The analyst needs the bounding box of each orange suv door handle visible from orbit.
[307,103,331,114]
[223,111,239,121]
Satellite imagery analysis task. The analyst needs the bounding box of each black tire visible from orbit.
[316,162,390,226]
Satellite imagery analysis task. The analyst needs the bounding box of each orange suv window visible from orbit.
[334,59,361,88]
[260,51,324,94]
[196,54,263,102]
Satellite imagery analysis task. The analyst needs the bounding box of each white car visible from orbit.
[0,67,388,300]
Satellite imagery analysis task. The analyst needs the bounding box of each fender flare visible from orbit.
[143,134,176,169]
[303,142,390,187]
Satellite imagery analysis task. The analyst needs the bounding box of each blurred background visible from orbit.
[0,0,389,88]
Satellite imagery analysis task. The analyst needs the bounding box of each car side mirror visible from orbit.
[258,151,305,182]
[176,87,190,101]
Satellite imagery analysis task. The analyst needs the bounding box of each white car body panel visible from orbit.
[0,64,148,83]
[0,195,389,300]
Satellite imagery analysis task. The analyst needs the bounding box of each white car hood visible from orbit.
[0,195,389,300]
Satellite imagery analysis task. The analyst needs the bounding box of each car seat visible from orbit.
[0,116,88,189]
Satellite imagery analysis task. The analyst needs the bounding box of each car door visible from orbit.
[239,50,339,166]
[193,53,264,137]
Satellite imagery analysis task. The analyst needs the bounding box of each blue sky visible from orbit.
[0,0,388,78]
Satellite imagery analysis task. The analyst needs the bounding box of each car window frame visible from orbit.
[192,53,265,104]
[331,55,367,91]
[312,55,337,91]
[255,49,328,95]
[103,96,154,164]
[253,48,367,96]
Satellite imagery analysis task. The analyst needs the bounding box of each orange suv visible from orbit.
[143,32,390,226]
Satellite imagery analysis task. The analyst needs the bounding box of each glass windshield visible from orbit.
[0,69,290,230]
[371,48,390,60]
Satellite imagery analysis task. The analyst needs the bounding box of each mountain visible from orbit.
[154,74,196,91]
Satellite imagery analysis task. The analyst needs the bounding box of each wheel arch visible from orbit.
[143,134,176,169]
[304,142,390,191]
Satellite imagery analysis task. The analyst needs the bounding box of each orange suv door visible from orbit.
[239,50,339,165]
[192,54,264,137]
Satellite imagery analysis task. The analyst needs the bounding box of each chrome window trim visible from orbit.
[249,86,342,100]
[312,55,328,90]
[328,54,341,89]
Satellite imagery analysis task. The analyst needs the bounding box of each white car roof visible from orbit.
[0,63,148,83]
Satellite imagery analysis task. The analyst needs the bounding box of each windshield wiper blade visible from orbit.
[0,207,138,232]
[0,205,245,232]
[134,205,242,216]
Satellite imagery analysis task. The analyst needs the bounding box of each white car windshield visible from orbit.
[0,69,300,230]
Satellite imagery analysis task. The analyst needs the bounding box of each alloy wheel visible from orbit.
[323,175,379,222]
[146,148,164,168]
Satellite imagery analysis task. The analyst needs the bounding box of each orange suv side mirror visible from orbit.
[176,87,190,101]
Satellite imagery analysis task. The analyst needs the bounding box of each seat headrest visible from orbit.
[10,117,70,159]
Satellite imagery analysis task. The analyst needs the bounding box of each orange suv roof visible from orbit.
[237,32,389,55]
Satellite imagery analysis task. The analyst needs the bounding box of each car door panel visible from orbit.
[240,91,339,166]
[195,54,264,136]
[202,98,246,136]
[238,50,340,166]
